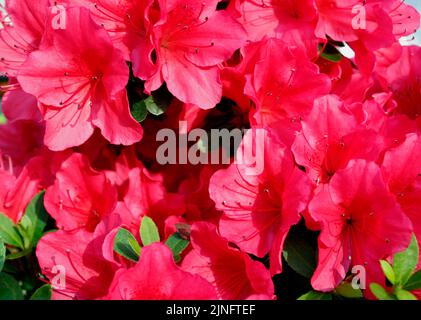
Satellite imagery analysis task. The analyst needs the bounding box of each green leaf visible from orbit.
[140,216,160,246]
[404,269,421,291]
[380,260,395,285]
[30,284,52,300]
[6,248,32,260]
[130,100,148,122]
[1,261,18,274]
[129,85,172,120]
[321,51,343,62]
[16,216,32,249]
[21,274,38,293]
[0,214,23,248]
[395,288,417,300]
[393,234,419,286]
[334,281,363,299]
[0,237,5,272]
[0,113,6,125]
[144,95,167,116]
[0,273,24,300]
[165,233,189,262]
[18,191,48,248]
[297,291,332,300]
[318,43,343,62]
[113,228,141,262]
[282,232,317,278]
[370,283,395,300]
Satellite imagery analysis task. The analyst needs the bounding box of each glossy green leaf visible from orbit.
[0,237,5,272]
[21,274,38,293]
[143,89,172,116]
[0,273,24,300]
[113,228,141,262]
[380,260,395,285]
[165,233,189,262]
[30,284,52,300]
[1,261,17,274]
[129,86,172,120]
[0,113,6,125]
[393,234,419,286]
[0,214,23,248]
[143,96,166,116]
[18,191,48,248]
[140,216,160,246]
[130,100,148,122]
[370,283,395,300]
[297,291,332,300]
[283,232,317,278]
[335,281,363,299]
[6,248,32,260]
[395,288,417,300]
[16,216,32,249]
[321,52,343,62]
[318,43,343,62]
[404,269,421,291]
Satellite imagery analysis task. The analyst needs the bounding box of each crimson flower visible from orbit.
[145,0,247,109]
[309,160,413,291]
[17,7,142,150]
[182,222,275,300]
[107,243,218,300]
[210,127,312,275]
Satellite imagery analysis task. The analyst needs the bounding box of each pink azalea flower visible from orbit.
[0,119,49,222]
[315,0,391,75]
[243,38,331,125]
[145,0,247,109]
[376,46,421,119]
[58,0,157,79]
[36,224,119,300]
[385,0,420,39]
[309,160,413,292]
[229,0,317,42]
[314,0,394,45]
[44,153,118,231]
[103,148,186,232]
[316,57,373,103]
[0,0,420,301]
[0,0,50,76]
[17,7,142,150]
[107,243,218,299]
[209,127,312,275]
[382,133,421,250]
[292,95,384,184]
[182,222,275,299]
[177,165,223,224]
[1,86,41,122]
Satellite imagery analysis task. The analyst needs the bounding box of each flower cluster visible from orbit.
[0,0,420,300]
